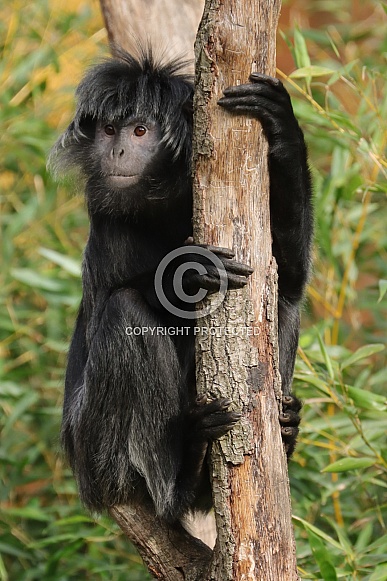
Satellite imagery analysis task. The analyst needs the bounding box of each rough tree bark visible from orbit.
[192,1,299,579]
[98,1,299,579]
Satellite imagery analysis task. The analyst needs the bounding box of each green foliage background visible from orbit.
[0,0,386,579]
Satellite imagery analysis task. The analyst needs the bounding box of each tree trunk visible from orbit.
[192,1,299,579]
[99,0,204,59]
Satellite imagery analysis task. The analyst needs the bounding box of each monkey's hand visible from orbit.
[127,243,252,313]
[181,240,253,295]
[280,394,302,458]
[218,73,302,147]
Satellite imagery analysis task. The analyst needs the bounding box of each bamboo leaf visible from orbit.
[317,332,335,380]
[290,66,335,79]
[346,385,386,411]
[39,247,81,277]
[378,279,387,302]
[11,268,64,291]
[307,530,338,581]
[322,458,375,473]
[341,344,385,370]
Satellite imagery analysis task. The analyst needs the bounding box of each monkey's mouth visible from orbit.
[108,174,140,187]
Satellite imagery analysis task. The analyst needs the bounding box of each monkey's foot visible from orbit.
[280,394,302,458]
[190,395,241,442]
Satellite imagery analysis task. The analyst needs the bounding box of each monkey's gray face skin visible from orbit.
[95,119,162,188]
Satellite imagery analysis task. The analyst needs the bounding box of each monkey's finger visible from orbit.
[218,96,293,139]
[195,394,208,406]
[281,426,299,442]
[192,397,232,416]
[282,394,302,413]
[183,241,244,262]
[249,72,282,87]
[191,272,250,292]
[226,274,250,289]
[182,244,253,272]
[184,273,221,293]
[220,259,254,277]
[201,410,242,428]
[190,397,234,422]
[189,243,236,259]
[279,411,301,427]
[199,411,242,440]
[194,260,252,278]
[205,262,253,282]
[218,95,283,116]
[220,77,284,98]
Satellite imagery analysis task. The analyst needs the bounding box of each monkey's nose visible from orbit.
[111,148,125,158]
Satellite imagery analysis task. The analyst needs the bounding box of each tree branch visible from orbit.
[109,504,211,580]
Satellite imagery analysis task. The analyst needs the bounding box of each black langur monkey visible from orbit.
[50,48,312,521]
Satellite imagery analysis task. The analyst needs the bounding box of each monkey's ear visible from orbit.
[59,115,96,146]
[58,121,77,148]
[47,119,89,182]
[47,122,73,176]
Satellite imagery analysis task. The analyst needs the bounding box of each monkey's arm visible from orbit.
[62,305,88,440]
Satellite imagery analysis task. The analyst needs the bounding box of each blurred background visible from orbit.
[0,0,386,579]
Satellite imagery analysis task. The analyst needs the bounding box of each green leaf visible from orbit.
[325,517,354,557]
[290,66,336,79]
[322,457,375,473]
[293,373,330,395]
[370,564,387,580]
[317,332,335,380]
[307,530,338,581]
[293,29,311,69]
[39,247,81,277]
[0,542,30,559]
[4,507,51,522]
[293,516,342,550]
[56,516,94,526]
[11,268,64,292]
[29,534,84,548]
[341,344,385,370]
[0,555,7,581]
[346,385,386,411]
[3,392,39,435]
[378,279,387,302]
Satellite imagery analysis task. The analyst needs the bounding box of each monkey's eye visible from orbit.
[104,125,115,136]
[134,126,147,137]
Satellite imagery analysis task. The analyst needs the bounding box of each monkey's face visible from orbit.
[94,119,163,189]
[84,116,186,217]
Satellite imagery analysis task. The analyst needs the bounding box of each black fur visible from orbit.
[51,50,312,521]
